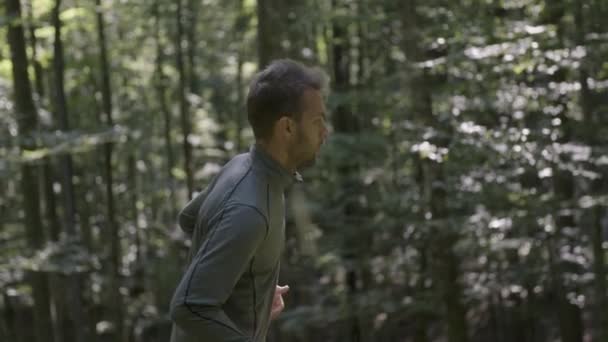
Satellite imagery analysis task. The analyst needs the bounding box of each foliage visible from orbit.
[0,0,607,341]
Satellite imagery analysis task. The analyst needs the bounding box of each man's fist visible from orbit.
[270,285,289,320]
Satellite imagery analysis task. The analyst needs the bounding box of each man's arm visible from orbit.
[170,203,268,341]
[177,175,220,236]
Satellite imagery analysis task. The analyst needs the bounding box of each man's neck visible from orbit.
[256,141,295,173]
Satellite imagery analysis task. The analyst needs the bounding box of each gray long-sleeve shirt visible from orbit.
[169,145,297,342]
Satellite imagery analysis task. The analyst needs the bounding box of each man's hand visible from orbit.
[270,285,289,321]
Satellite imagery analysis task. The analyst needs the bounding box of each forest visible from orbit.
[1,0,607,341]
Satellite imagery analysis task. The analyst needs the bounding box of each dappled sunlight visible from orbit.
[1,0,607,341]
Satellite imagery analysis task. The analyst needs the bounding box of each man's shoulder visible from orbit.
[209,152,267,209]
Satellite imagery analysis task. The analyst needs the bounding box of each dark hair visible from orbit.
[247,59,325,140]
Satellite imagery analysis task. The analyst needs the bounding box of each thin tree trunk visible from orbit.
[235,51,244,152]
[51,1,88,341]
[52,0,77,236]
[256,0,285,68]
[154,0,177,220]
[6,1,54,342]
[551,99,583,342]
[234,0,247,152]
[186,0,199,97]
[27,7,64,342]
[539,0,583,340]
[355,0,373,131]
[95,1,124,340]
[176,0,194,199]
[413,245,429,342]
[574,1,608,340]
[331,2,363,340]
[42,162,61,241]
[401,1,468,341]
[25,0,44,100]
[547,231,583,342]
[25,0,61,244]
[127,153,142,264]
[591,205,608,340]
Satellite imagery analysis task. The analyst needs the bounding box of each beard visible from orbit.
[297,152,317,169]
[289,130,319,170]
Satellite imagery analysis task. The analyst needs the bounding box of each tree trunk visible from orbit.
[235,50,244,152]
[95,0,124,340]
[42,162,61,241]
[51,1,88,340]
[186,0,199,97]
[153,0,177,220]
[256,0,285,68]
[234,0,247,152]
[127,149,145,303]
[591,205,608,341]
[547,231,583,342]
[330,2,363,340]
[574,1,608,340]
[413,244,429,342]
[52,0,77,241]
[551,94,583,342]
[176,0,194,199]
[6,1,54,342]
[52,4,89,339]
[25,0,44,100]
[27,8,63,342]
[401,1,468,341]
[25,0,61,244]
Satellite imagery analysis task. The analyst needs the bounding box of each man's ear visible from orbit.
[278,116,294,137]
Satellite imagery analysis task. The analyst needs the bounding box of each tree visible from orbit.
[176,0,194,199]
[95,0,124,340]
[5,0,55,341]
[574,0,608,340]
[401,1,468,341]
[153,0,177,221]
[50,1,88,340]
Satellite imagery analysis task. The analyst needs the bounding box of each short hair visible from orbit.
[247,59,325,140]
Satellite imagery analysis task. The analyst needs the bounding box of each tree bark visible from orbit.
[6,1,54,342]
[401,1,468,341]
[51,1,88,341]
[52,0,77,241]
[234,0,247,151]
[26,8,63,342]
[153,0,177,220]
[25,0,44,100]
[95,0,124,340]
[186,0,199,97]
[550,85,583,342]
[574,1,608,341]
[331,2,363,340]
[256,0,285,68]
[176,0,194,199]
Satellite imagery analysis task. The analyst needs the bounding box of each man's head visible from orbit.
[247,59,329,170]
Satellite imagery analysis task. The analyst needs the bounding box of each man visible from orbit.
[169,59,329,342]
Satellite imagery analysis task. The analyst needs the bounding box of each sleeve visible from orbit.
[177,192,205,236]
[170,204,268,341]
[177,175,220,236]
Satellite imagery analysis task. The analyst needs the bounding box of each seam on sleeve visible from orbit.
[230,203,269,239]
[181,162,254,337]
[249,258,257,335]
[266,183,271,239]
[182,209,246,335]
[181,211,195,218]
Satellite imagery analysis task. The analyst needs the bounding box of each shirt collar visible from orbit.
[250,144,303,188]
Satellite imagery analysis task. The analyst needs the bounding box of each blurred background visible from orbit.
[1,0,608,341]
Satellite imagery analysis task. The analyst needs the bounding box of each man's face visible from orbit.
[289,89,328,169]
